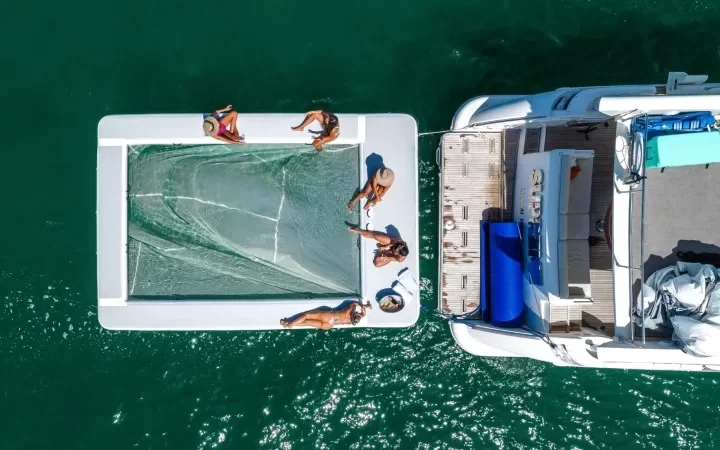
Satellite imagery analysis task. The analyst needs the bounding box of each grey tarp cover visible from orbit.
[636,262,720,357]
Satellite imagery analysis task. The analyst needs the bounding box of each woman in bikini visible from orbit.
[280,301,370,330]
[291,110,340,151]
[347,167,395,211]
[347,227,409,268]
[203,104,245,144]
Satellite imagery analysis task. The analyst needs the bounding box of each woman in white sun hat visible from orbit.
[347,167,395,211]
[203,104,245,144]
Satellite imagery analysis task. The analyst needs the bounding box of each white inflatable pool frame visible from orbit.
[96,113,420,330]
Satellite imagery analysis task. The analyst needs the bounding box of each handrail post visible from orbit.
[627,119,636,343]
[639,114,648,345]
[628,184,635,342]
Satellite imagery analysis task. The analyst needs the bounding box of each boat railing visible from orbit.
[625,114,648,345]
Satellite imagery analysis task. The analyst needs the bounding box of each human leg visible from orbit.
[347,227,392,245]
[291,111,323,131]
[220,131,241,142]
[363,186,386,210]
[219,111,238,132]
[300,319,333,330]
[348,181,374,210]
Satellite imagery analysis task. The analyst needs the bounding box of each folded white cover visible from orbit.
[398,269,419,292]
[392,282,414,303]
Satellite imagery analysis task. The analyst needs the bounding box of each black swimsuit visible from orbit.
[322,111,339,137]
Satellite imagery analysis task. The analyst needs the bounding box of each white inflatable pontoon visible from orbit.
[97,113,419,330]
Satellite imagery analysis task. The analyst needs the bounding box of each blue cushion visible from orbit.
[646,131,720,169]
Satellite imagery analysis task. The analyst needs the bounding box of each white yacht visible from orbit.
[439,72,720,371]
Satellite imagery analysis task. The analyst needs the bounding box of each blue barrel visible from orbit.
[489,222,523,327]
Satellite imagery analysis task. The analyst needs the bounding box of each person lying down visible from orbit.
[280,301,370,330]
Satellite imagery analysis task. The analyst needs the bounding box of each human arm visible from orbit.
[377,183,390,201]
[312,134,338,151]
[212,104,233,116]
[370,174,381,199]
[368,184,390,207]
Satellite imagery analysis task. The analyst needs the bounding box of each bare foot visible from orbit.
[348,200,357,211]
[280,319,292,328]
[291,125,303,132]
[347,226,360,234]
[363,200,375,211]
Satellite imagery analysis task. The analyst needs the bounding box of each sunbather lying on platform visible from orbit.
[347,226,408,267]
[347,167,395,211]
[291,110,339,151]
[280,301,370,330]
[203,105,245,144]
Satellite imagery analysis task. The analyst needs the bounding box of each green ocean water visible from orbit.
[3,0,720,448]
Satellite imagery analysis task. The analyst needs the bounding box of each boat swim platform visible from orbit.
[439,132,505,316]
[439,125,615,337]
[96,113,419,330]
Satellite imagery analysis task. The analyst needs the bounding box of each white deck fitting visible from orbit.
[97,113,419,330]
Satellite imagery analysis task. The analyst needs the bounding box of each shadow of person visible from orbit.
[674,240,720,266]
[643,240,720,280]
[365,153,384,181]
[385,225,401,239]
[632,240,720,300]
